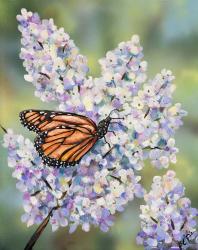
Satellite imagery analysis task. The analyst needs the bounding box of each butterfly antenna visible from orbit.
[0,124,7,134]
[108,109,124,120]
[110,117,124,120]
[104,136,111,149]
[108,109,119,117]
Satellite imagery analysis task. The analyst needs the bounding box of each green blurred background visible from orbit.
[0,0,198,249]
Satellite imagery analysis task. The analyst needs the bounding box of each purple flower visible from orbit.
[3,129,144,232]
[2,8,188,248]
[137,171,198,248]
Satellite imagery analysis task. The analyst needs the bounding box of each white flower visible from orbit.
[110,131,128,146]
[4,8,186,236]
[53,57,66,72]
[82,90,94,111]
[123,115,133,129]
[21,8,32,19]
[139,61,148,71]
[109,180,124,197]
[132,96,144,109]
[131,34,140,44]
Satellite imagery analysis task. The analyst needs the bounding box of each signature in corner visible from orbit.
[178,231,198,249]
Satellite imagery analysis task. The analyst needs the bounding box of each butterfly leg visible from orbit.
[102,146,114,159]
[104,136,111,148]
[110,121,122,125]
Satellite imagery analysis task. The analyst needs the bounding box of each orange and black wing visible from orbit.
[19,109,97,134]
[20,110,98,167]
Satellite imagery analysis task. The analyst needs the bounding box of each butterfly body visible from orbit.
[95,116,111,139]
[20,109,113,168]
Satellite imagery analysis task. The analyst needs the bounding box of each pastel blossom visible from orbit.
[136,171,198,249]
[2,8,187,242]
[3,130,144,233]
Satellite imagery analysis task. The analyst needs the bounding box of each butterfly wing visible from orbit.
[20,109,97,134]
[20,110,98,167]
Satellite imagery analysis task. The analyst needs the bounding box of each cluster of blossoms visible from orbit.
[17,9,186,172]
[136,171,198,249]
[2,8,190,237]
[3,129,143,232]
[17,9,89,103]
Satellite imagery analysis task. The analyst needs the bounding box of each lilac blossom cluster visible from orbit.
[17,9,89,102]
[136,171,198,249]
[17,9,186,172]
[3,129,143,232]
[2,8,187,235]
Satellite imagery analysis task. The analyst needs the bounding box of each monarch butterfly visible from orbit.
[19,109,122,168]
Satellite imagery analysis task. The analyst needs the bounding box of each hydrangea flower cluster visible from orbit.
[2,8,189,243]
[136,171,198,249]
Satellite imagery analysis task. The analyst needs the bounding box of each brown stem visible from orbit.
[110,94,116,101]
[31,160,74,192]
[24,173,75,249]
[41,177,53,190]
[170,219,175,230]
[165,196,169,204]
[0,124,76,249]
[65,60,72,69]
[178,242,182,250]
[24,206,59,250]
[150,216,158,224]
[26,174,75,249]
[109,174,123,184]
[121,56,133,80]
[59,75,63,81]
[30,190,41,197]
[143,146,164,151]
[31,161,36,166]
[121,72,127,80]
[63,43,68,52]
[180,218,187,230]
[39,72,50,80]
[144,107,150,118]
[37,41,43,49]
[107,167,116,171]
[0,124,7,134]
[132,150,138,156]
[156,83,166,95]
[0,123,75,249]
[31,161,54,193]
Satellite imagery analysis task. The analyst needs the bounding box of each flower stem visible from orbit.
[0,124,7,134]
[41,177,53,190]
[24,206,59,250]
[180,218,186,230]
[170,219,175,230]
[150,216,158,224]
[121,56,133,80]
[143,146,163,150]
[24,174,74,250]
[109,174,123,184]
[37,41,43,49]
[39,72,50,79]
[144,107,150,118]
[30,190,41,196]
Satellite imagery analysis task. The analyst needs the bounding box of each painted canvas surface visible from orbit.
[0,1,198,250]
